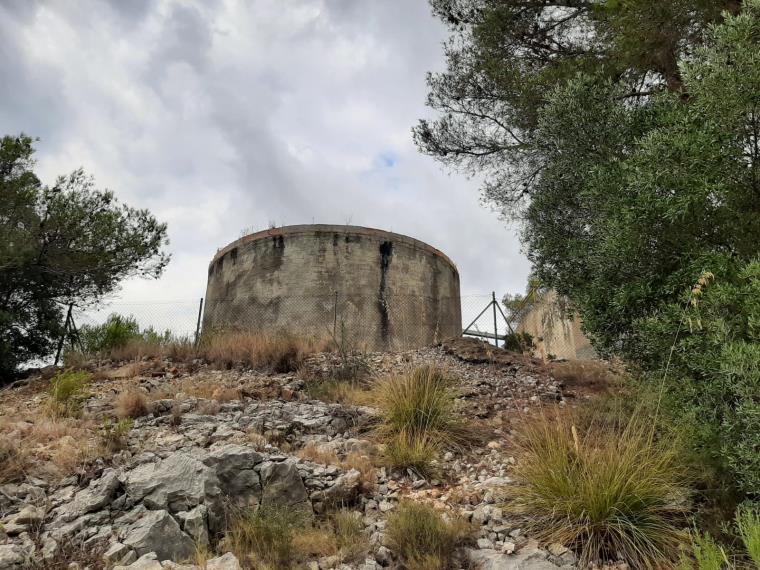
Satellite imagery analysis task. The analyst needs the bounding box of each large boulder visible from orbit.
[122,510,195,561]
[55,468,121,522]
[202,444,262,506]
[125,454,221,513]
[260,460,310,512]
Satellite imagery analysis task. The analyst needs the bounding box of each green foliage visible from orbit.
[0,135,169,379]
[509,413,687,568]
[637,261,760,497]
[736,505,760,566]
[77,313,171,356]
[386,501,471,570]
[679,530,728,570]
[100,418,133,452]
[502,331,533,353]
[46,370,90,418]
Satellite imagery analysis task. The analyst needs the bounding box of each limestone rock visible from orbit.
[206,552,242,570]
[467,547,562,570]
[114,551,163,570]
[260,460,310,511]
[125,454,221,513]
[0,544,26,569]
[322,469,361,506]
[176,505,208,547]
[203,444,262,506]
[122,510,195,561]
[56,469,121,522]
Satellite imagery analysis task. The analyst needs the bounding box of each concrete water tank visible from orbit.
[203,224,461,350]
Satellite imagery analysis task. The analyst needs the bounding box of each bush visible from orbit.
[635,260,760,498]
[508,412,687,568]
[383,430,439,476]
[46,370,90,418]
[385,501,471,570]
[78,314,142,354]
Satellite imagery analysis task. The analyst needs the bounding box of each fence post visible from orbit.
[333,291,338,340]
[54,303,74,366]
[194,297,204,345]
[492,291,499,348]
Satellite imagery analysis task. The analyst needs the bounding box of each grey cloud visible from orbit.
[0,0,530,305]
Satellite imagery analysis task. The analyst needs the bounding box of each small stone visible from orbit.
[502,541,516,554]
[375,545,392,566]
[477,537,495,549]
[103,542,130,564]
[11,505,44,526]
[547,543,568,556]
[0,544,26,568]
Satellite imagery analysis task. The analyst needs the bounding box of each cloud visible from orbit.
[1,0,530,327]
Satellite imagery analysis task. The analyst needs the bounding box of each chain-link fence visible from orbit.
[69,290,595,359]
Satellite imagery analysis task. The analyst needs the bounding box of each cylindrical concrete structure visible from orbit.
[203,224,461,350]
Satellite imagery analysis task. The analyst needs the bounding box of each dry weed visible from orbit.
[115,390,150,419]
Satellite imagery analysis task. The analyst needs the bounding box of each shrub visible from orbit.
[223,505,306,568]
[634,261,760,498]
[46,370,90,418]
[78,314,142,354]
[115,390,150,419]
[508,412,687,568]
[386,501,472,570]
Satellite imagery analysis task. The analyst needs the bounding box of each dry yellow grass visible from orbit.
[200,331,330,372]
[297,441,341,465]
[115,390,150,419]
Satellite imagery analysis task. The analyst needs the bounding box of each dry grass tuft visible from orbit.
[508,411,687,569]
[297,441,340,465]
[342,452,377,492]
[0,438,29,484]
[212,386,242,402]
[115,390,150,419]
[201,331,329,373]
[386,501,472,570]
[222,505,307,568]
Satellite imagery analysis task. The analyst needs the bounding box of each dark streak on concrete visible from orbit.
[377,240,393,345]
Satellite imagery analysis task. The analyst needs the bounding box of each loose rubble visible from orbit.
[0,339,593,569]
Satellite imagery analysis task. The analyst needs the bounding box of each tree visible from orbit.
[0,135,169,379]
[416,0,757,357]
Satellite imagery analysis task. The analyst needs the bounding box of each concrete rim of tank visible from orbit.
[210,224,459,273]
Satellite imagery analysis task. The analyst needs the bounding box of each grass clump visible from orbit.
[222,505,306,568]
[115,390,150,419]
[509,412,687,569]
[100,418,133,452]
[386,501,472,570]
[374,365,472,474]
[0,439,28,484]
[736,505,760,567]
[46,370,90,418]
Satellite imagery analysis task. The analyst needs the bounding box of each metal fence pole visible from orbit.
[54,303,74,366]
[333,290,338,340]
[492,291,499,348]
[194,297,204,345]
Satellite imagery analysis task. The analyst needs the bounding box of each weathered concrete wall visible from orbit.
[516,290,597,360]
[203,225,461,350]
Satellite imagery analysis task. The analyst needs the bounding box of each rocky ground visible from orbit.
[0,338,615,570]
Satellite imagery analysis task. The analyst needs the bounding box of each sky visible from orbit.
[0,0,531,330]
